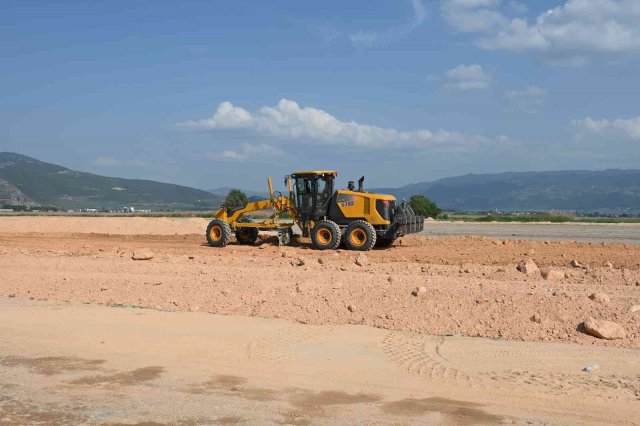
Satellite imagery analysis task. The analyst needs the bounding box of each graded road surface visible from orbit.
[421,220,640,245]
[1,217,639,424]
[0,299,638,425]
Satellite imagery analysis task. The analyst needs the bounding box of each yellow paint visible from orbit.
[335,190,395,225]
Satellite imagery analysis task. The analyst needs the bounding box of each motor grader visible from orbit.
[206,170,424,251]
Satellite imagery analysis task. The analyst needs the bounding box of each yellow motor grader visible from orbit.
[206,170,424,251]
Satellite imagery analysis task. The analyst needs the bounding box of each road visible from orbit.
[1,299,638,425]
[421,221,640,244]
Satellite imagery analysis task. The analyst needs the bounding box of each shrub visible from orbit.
[409,195,442,218]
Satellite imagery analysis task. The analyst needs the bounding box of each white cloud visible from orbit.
[178,98,504,152]
[441,0,507,33]
[206,143,281,162]
[349,0,427,47]
[441,0,640,61]
[572,116,640,139]
[504,85,547,112]
[444,64,490,90]
[92,156,121,167]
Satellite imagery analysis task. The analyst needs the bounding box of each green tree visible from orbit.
[409,195,442,218]
[224,189,248,210]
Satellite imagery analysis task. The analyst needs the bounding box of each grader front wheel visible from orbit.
[206,219,232,247]
[236,228,259,244]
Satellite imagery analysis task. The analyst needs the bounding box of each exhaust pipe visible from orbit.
[358,176,364,192]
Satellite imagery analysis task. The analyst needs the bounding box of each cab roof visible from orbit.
[291,170,337,176]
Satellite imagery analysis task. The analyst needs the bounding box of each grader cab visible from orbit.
[206,170,424,251]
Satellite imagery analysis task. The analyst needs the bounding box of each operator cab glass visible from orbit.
[292,173,335,217]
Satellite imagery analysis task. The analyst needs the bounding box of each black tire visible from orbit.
[206,219,232,247]
[311,220,342,250]
[375,237,395,248]
[235,227,259,244]
[344,220,377,251]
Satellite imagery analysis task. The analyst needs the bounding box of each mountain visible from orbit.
[371,170,640,213]
[208,187,269,199]
[0,152,223,211]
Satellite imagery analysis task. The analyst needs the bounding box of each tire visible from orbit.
[235,227,259,244]
[206,219,232,247]
[375,237,395,248]
[344,220,377,251]
[311,220,342,250]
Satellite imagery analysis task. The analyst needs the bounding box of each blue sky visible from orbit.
[1,0,639,190]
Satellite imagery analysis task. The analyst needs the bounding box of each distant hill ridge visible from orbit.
[0,152,222,210]
[371,169,640,213]
[2,152,639,213]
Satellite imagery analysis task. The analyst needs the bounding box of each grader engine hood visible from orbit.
[334,190,424,236]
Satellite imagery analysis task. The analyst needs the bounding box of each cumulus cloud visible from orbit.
[349,0,427,47]
[572,116,640,139]
[178,99,504,152]
[444,64,490,90]
[92,156,121,167]
[441,0,640,61]
[504,85,547,112]
[206,143,281,162]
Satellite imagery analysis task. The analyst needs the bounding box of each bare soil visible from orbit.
[1,217,639,348]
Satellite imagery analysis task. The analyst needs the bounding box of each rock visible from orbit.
[570,259,582,268]
[530,313,543,324]
[290,257,305,267]
[589,292,610,304]
[541,268,564,281]
[604,261,613,269]
[258,245,267,250]
[412,286,427,297]
[347,304,356,313]
[355,254,370,267]
[131,248,154,260]
[516,259,539,275]
[331,282,343,289]
[583,317,626,340]
[188,255,195,260]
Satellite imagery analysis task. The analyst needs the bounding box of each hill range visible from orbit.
[371,170,640,213]
[0,152,222,211]
[2,152,640,213]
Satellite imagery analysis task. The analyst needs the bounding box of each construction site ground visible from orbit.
[0,217,639,425]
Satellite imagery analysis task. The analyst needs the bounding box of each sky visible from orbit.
[1,0,640,191]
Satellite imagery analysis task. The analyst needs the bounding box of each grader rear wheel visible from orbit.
[344,220,377,251]
[311,220,341,250]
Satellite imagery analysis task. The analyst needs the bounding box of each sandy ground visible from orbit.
[0,299,638,425]
[1,217,639,424]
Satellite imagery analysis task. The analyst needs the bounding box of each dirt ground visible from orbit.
[1,217,640,424]
[0,217,639,348]
[1,298,638,425]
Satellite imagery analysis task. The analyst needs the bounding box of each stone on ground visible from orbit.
[355,254,370,267]
[583,317,626,340]
[131,249,154,260]
[589,292,611,304]
[517,259,539,275]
